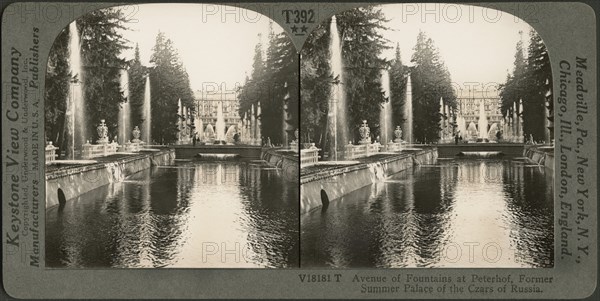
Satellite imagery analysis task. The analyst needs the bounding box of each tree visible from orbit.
[336,7,390,142]
[410,31,456,143]
[44,8,132,157]
[128,43,147,129]
[389,43,407,126]
[300,23,331,146]
[149,31,195,144]
[300,6,390,149]
[78,8,131,141]
[238,26,298,145]
[500,31,527,117]
[523,29,551,141]
[499,29,550,142]
[45,28,70,150]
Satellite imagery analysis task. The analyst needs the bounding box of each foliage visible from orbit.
[127,44,147,129]
[149,31,195,144]
[499,29,551,141]
[410,31,456,143]
[78,8,131,140]
[238,23,299,145]
[389,43,407,126]
[300,6,390,148]
[45,8,132,156]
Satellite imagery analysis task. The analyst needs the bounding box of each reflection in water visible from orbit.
[46,161,299,268]
[301,158,553,268]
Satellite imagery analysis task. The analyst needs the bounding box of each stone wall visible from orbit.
[45,149,175,209]
[300,148,437,214]
[174,145,262,159]
[261,148,299,184]
[524,146,554,170]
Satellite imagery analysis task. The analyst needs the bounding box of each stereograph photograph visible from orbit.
[1,0,597,299]
[43,3,299,268]
[299,4,554,268]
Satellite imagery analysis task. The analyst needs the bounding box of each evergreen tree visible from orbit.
[336,7,390,141]
[45,28,70,150]
[523,29,551,141]
[44,8,131,156]
[149,31,195,144]
[500,31,527,117]
[499,29,550,142]
[301,6,390,147]
[78,8,131,141]
[238,27,298,145]
[300,23,331,145]
[238,34,266,118]
[389,43,406,126]
[128,43,147,129]
[410,31,456,143]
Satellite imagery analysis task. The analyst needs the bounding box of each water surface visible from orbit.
[46,161,299,268]
[301,158,553,268]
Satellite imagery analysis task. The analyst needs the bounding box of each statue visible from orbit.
[394,126,403,143]
[96,119,109,144]
[358,120,371,144]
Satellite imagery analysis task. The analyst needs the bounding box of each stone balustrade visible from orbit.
[300,145,320,168]
[45,142,59,164]
[384,142,402,152]
[117,142,142,153]
[345,143,381,160]
[82,142,119,159]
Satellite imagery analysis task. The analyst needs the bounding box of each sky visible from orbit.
[377,4,534,91]
[113,3,536,93]
[117,4,275,92]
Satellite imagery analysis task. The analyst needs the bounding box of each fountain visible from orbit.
[512,102,518,142]
[65,21,85,159]
[439,97,445,142]
[477,99,488,140]
[215,101,226,144]
[467,122,478,141]
[518,99,524,142]
[195,116,204,143]
[250,104,256,145]
[225,125,236,144]
[205,124,215,143]
[379,69,392,146]
[142,76,151,144]
[282,82,292,147]
[487,123,499,142]
[327,15,348,160]
[290,128,299,152]
[403,74,413,144]
[256,102,262,145]
[456,115,467,140]
[118,69,131,144]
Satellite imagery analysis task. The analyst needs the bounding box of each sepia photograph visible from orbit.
[300,4,554,268]
[44,4,300,268]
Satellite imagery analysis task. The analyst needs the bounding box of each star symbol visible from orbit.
[290,25,298,33]
[301,25,308,33]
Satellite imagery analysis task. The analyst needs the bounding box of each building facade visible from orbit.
[456,88,503,125]
[194,90,241,129]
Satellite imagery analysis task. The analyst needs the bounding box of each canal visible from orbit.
[46,160,299,268]
[301,157,553,268]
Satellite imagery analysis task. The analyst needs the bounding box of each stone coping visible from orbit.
[45,148,173,180]
[300,148,434,185]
